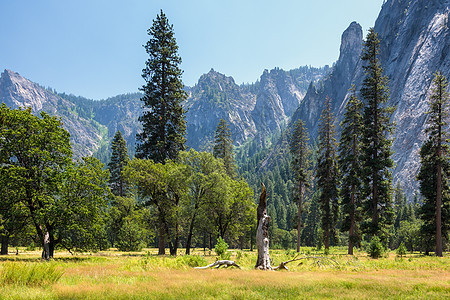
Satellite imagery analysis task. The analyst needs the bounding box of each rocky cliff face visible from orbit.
[186,66,327,149]
[0,65,326,160]
[291,21,363,138]
[0,69,104,158]
[291,0,450,197]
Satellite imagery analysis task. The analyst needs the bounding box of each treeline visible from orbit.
[0,104,255,257]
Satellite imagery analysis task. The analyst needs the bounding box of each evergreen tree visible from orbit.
[317,96,340,250]
[289,119,310,252]
[360,28,395,243]
[213,119,236,178]
[339,86,364,255]
[108,131,130,197]
[136,10,187,163]
[417,71,449,257]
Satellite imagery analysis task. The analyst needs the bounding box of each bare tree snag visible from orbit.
[195,260,241,269]
[255,183,271,270]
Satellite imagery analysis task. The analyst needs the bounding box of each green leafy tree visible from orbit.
[417,71,449,256]
[116,213,148,252]
[213,119,237,178]
[396,241,407,258]
[125,158,189,256]
[57,157,111,253]
[108,131,130,197]
[367,235,384,259]
[179,149,225,255]
[289,119,310,252]
[0,104,72,259]
[317,96,340,250]
[107,196,152,249]
[339,86,364,255]
[360,28,395,243]
[0,167,29,255]
[136,10,187,163]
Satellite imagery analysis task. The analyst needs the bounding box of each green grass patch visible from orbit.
[0,262,64,286]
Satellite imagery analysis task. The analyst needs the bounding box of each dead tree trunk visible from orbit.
[255,183,271,270]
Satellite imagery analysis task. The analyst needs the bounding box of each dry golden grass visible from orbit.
[0,248,448,299]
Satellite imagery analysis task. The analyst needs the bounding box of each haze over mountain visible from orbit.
[0,0,448,199]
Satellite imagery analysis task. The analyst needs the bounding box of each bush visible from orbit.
[177,255,207,267]
[116,217,146,252]
[367,236,384,259]
[396,242,407,258]
[214,237,229,259]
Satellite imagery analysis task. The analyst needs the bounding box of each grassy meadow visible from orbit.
[0,247,448,299]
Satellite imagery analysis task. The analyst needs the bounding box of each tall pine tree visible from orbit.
[417,71,449,257]
[289,119,310,252]
[108,130,130,197]
[339,86,363,255]
[360,28,395,243]
[317,96,339,250]
[213,119,236,178]
[136,10,187,163]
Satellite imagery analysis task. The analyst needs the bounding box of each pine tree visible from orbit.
[136,10,187,163]
[417,71,449,257]
[317,96,340,250]
[289,119,310,252]
[213,119,236,178]
[339,86,363,255]
[108,131,130,197]
[360,28,395,243]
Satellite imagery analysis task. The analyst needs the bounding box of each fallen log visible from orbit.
[195,260,241,269]
[273,256,339,271]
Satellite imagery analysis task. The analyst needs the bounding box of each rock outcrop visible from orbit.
[291,0,450,197]
[0,69,104,158]
[185,67,327,149]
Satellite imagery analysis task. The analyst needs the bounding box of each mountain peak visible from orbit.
[337,21,363,67]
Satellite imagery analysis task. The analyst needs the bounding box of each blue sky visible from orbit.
[0,0,384,99]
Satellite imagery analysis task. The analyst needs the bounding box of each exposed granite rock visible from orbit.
[0,69,103,158]
[186,67,327,149]
[290,0,449,197]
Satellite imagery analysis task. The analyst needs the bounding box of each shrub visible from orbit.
[215,237,229,259]
[177,255,207,267]
[116,217,146,252]
[367,236,384,259]
[396,242,407,258]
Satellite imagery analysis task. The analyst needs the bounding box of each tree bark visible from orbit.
[255,183,271,270]
[42,231,50,260]
[1,235,9,255]
[348,184,355,255]
[185,209,198,255]
[297,183,303,252]
[436,146,443,257]
[158,222,166,255]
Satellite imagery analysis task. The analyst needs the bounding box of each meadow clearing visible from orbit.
[0,247,448,299]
